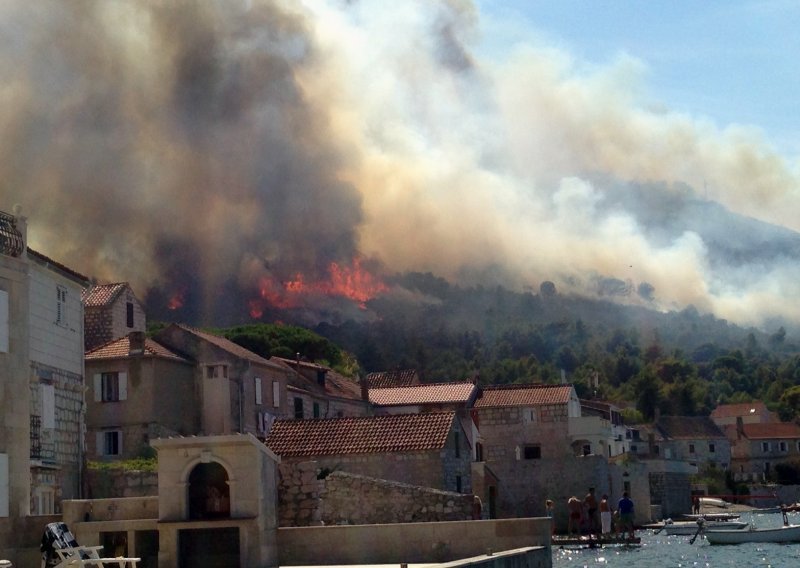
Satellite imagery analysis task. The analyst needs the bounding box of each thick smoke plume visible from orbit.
[3,0,800,328]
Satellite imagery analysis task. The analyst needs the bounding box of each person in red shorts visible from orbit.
[567,496,582,536]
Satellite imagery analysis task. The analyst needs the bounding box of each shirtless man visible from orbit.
[567,496,582,536]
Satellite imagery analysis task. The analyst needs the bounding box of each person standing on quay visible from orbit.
[567,496,582,536]
[617,491,635,539]
[599,494,612,535]
[545,499,555,535]
[584,487,598,534]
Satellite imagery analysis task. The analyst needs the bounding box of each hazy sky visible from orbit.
[477,0,800,157]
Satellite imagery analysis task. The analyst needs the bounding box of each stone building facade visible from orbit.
[82,282,146,351]
[472,384,581,518]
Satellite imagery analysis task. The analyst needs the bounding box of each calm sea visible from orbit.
[552,511,800,567]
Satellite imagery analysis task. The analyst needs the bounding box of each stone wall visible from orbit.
[648,471,691,518]
[85,468,158,499]
[278,461,474,526]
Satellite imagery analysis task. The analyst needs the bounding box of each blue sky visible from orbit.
[476,0,800,157]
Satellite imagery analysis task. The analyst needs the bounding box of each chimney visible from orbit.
[129,331,145,356]
[736,416,744,440]
[360,374,369,402]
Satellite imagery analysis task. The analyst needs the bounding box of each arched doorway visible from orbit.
[188,462,230,519]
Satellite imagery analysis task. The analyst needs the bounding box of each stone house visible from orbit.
[725,419,800,482]
[271,357,370,420]
[652,416,731,471]
[365,369,420,388]
[711,401,777,428]
[266,411,472,494]
[471,383,581,518]
[85,332,198,461]
[154,324,293,435]
[82,282,146,351]
[0,206,89,565]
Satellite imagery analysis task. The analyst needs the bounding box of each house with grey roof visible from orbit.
[653,416,731,470]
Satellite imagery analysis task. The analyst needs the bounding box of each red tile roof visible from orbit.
[265,412,456,457]
[369,382,476,406]
[82,282,130,307]
[474,384,573,408]
[366,370,419,388]
[171,324,286,370]
[711,402,774,420]
[86,336,190,363]
[740,422,800,440]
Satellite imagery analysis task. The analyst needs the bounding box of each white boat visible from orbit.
[704,523,800,544]
[662,520,748,536]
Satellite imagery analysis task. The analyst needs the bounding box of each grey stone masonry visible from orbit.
[278,461,473,526]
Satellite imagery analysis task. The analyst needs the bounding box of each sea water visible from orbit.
[552,511,800,567]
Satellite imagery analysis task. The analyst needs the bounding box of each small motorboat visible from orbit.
[704,523,800,544]
[661,519,748,536]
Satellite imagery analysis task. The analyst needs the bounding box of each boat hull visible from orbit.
[664,521,748,535]
[705,524,800,544]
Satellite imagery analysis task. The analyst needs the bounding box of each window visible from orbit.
[0,289,8,353]
[582,444,591,456]
[654,445,660,455]
[524,408,537,423]
[254,377,262,405]
[34,487,55,516]
[456,475,462,493]
[95,372,127,402]
[475,442,484,462]
[294,397,304,419]
[689,444,695,454]
[455,432,461,458]
[98,431,122,456]
[313,402,320,418]
[205,365,228,379]
[630,444,637,452]
[272,381,281,408]
[523,445,541,459]
[762,442,771,453]
[56,286,67,326]
[779,441,788,452]
[709,443,716,453]
[126,302,134,328]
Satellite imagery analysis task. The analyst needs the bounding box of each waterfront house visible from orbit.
[711,401,777,427]
[726,418,800,482]
[653,415,731,471]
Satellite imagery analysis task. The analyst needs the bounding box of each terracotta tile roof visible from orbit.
[474,384,573,408]
[171,324,285,369]
[711,402,772,419]
[366,369,419,388]
[740,422,800,440]
[265,412,456,457]
[85,336,190,363]
[369,382,476,406]
[81,282,129,307]
[656,416,726,440]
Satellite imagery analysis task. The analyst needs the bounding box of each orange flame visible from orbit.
[167,287,186,310]
[251,257,387,316]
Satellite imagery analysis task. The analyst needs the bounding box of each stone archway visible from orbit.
[187,461,230,520]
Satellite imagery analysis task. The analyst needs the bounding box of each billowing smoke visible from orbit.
[3,0,800,328]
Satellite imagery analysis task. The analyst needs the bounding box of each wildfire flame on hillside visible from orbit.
[248,257,388,318]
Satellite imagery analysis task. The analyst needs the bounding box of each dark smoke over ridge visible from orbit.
[3,1,800,328]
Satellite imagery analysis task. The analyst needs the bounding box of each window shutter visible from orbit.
[117,431,123,456]
[96,432,105,456]
[94,374,102,402]
[255,377,262,405]
[41,384,55,430]
[0,290,8,353]
[118,372,128,401]
[272,381,280,408]
[257,412,264,433]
